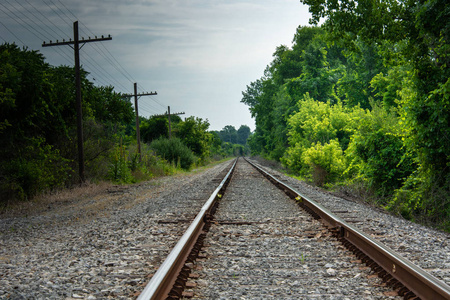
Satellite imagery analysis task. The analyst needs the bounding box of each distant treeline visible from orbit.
[241,0,449,231]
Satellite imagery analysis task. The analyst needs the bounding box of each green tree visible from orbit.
[242,26,345,160]
[337,39,385,109]
[0,44,71,199]
[237,125,251,145]
[282,93,357,176]
[300,0,450,230]
[175,116,212,160]
[0,44,137,201]
[219,125,238,144]
[141,117,169,143]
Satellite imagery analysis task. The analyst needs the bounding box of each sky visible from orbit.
[0,0,313,131]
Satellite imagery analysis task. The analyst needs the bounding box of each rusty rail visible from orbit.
[137,158,238,300]
[245,158,450,300]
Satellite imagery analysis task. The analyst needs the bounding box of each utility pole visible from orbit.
[151,107,185,139]
[122,83,157,160]
[42,21,111,183]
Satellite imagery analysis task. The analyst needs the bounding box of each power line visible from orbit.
[148,94,167,109]
[0,3,74,65]
[80,51,130,91]
[0,1,156,98]
[49,1,145,93]
[4,0,59,43]
[50,1,139,89]
[0,20,27,46]
[42,0,73,28]
[13,0,64,40]
[0,3,47,42]
[23,0,70,39]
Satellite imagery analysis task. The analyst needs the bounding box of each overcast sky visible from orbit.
[1,0,312,131]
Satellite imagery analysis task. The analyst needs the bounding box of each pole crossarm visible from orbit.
[122,91,157,98]
[42,35,112,47]
[151,112,185,118]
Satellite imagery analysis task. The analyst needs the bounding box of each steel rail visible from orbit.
[137,158,238,300]
[245,158,450,300]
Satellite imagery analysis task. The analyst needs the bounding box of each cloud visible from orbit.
[2,0,311,131]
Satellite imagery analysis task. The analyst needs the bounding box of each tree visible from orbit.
[237,125,251,145]
[219,125,238,144]
[141,117,169,143]
[241,26,344,159]
[300,0,450,230]
[175,117,212,160]
[0,44,71,199]
[0,43,137,201]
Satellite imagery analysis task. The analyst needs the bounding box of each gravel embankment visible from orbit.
[0,161,233,300]
[186,159,402,299]
[1,156,448,299]
[250,158,450,287]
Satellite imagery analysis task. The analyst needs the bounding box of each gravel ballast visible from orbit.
[0,161,233,299]
[1,157,448,299]
[186,159,402,299]
[249,158,450,288]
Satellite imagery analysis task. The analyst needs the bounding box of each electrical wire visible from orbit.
[0,20,27,46]
[24,0,71,39]
[0,3,47,42]
[14,0,66,41]
[1,0,160,103]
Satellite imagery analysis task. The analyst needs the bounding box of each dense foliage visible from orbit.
[0,43,228,204]
[212,125,251,157]
[242,1,449,230]
[0,44,136,201]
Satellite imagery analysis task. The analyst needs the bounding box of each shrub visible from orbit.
[150,137,196,170]
[302,139,345,186]
[0,138,71,201]
[108,143,133,183]
[387,170,450,232]
[345,103,415,199]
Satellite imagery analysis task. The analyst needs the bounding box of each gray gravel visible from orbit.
[186,159,402,299]
[1,156,448,299]
[0,161,233,300]
[250,158,450,288]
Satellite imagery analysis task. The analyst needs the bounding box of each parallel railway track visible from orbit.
[137,158,450,300]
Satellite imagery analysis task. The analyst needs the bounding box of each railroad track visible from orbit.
[137,158,450,300]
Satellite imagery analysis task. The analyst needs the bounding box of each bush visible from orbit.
[345,103,415,199]
[108,143,133,183]
[0,139,71,201]
[387,171,450,232]
[303,139,345,186]
[150,137,196,170]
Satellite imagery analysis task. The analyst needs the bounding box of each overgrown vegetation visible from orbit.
[242,1,449,231]
[0,43,249,208]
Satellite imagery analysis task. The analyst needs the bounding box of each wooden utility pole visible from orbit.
[42,21,111,183]
[151,106,185,139]
[122,84,157,160]
[168,106,172,139]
